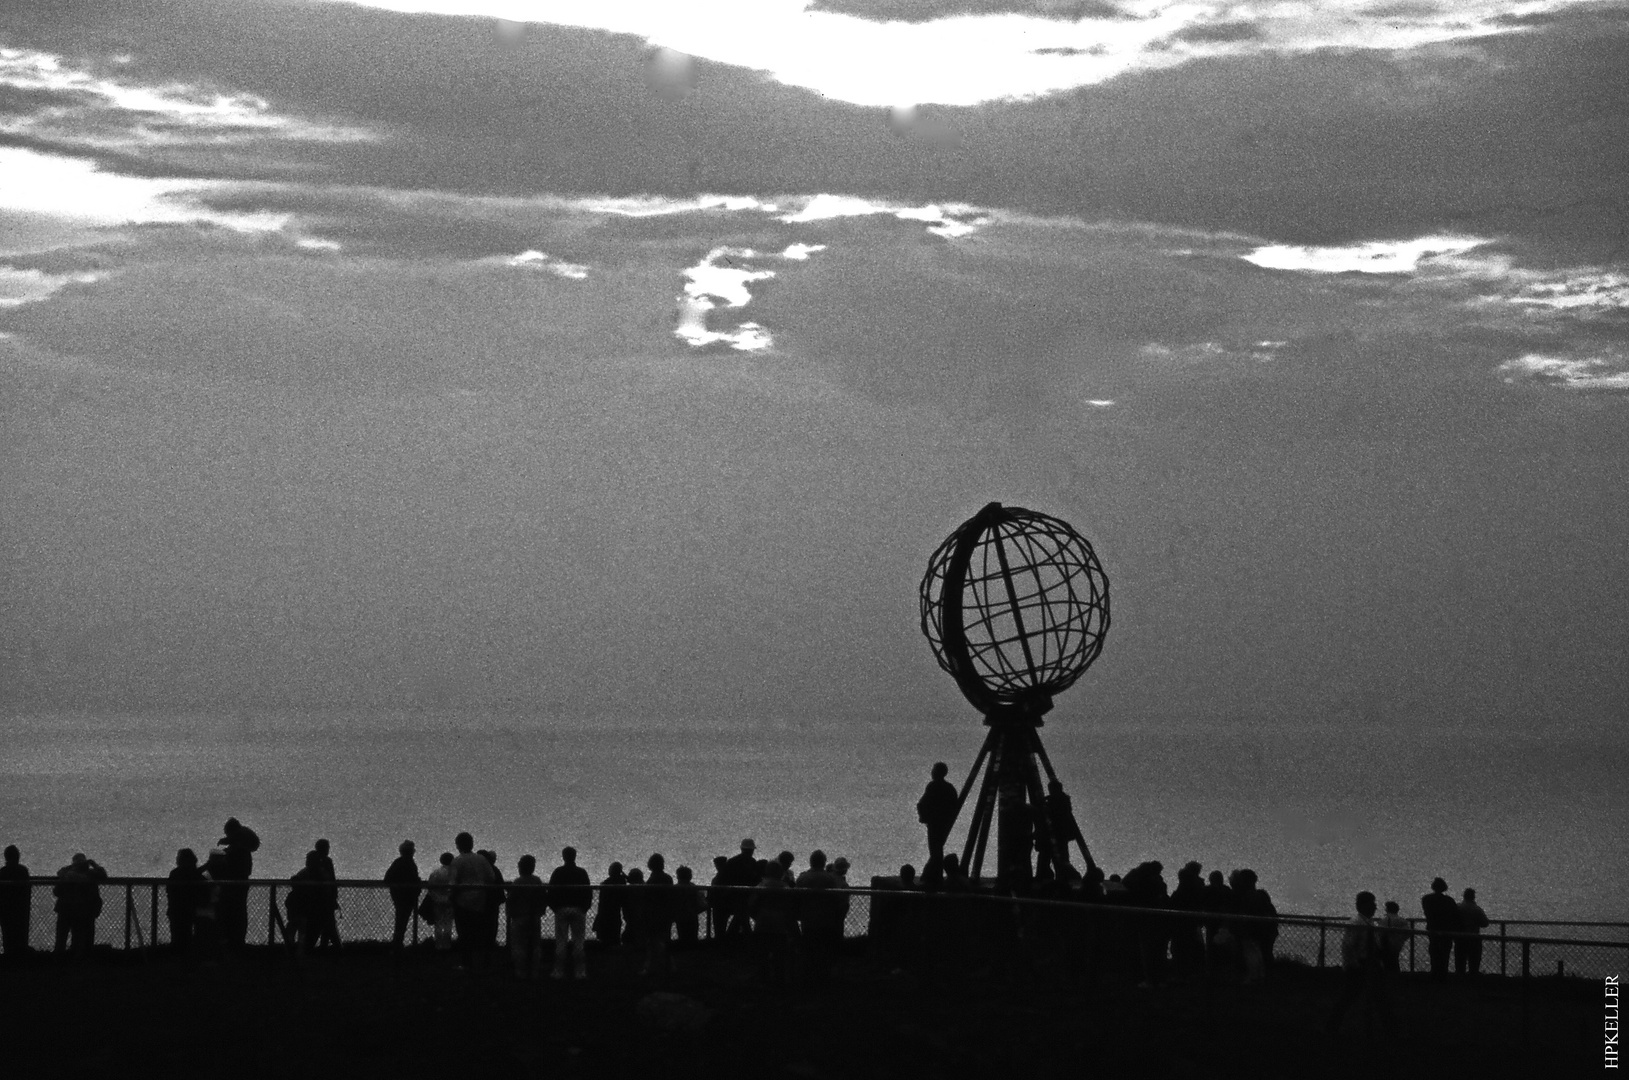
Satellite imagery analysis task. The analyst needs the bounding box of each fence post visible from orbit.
[1318,923,1326,969]
[150,883,159,950]
[1521,938,1530,982]
[1499,921,1507,977]
[1408,919,1416,972]
[268,884,277,946]
[124,882,134,950]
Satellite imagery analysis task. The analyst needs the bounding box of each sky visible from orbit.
[1,0,1626,734]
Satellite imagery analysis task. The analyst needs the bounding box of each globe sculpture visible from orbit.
[919,502,1110,887]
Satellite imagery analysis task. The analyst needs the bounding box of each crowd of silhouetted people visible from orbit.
[0,777,1501,1016]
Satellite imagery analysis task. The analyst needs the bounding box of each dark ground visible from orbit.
[0,941,1601,1079]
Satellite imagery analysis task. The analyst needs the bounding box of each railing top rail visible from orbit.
[14,877,1629,941]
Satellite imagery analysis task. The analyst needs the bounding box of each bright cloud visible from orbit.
[1241,235,1490,274]
[779,195,990,239]
[324,0,1596,107]
[0,266,101,307]
[1497,353,1629,390]
[503,249,589,279]
[0,46,372,148]
[0,146,290,233]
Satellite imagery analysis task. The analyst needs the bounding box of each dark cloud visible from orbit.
[1168,19,1265,44]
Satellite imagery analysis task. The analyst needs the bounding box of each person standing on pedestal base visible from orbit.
[916,763,958,884]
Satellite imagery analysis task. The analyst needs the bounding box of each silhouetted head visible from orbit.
[224,817,241,835]
[3,845,18,865]
[943,853,961,876]
[1208,870,1225,886]
[1182,861,1202,880]
[628,868,645,884]
[399,840,415,856]
[455,832,474,854]
[931,762,949,780]
[900,864,917,886]
[832,857,849,876]
[1356,891,1376,916]
[713,856,728,872]
[439,852,453,867]
[777,850,794,870]
[315,838,330,856]
[1108,874,1121,883]
[1047,778,1064,796]
[562,847,577,864]
[676,866,693,883]
[608,861,623,876]
[740,838,756,854]
[809,850,827,870]
[648,853,665,872]
[176,848,197,867]
[305,851,323,870]
[1463,888,1477,901]
[1385,901,1400,914]
[518,854,536,876]
[71,853,87,866]
[1431,877,1447,893]
[1232,868,1258,890]
[480,850,497,867]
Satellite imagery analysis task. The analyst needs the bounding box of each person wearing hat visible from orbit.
[722,839,759,938]
[385,840,422,950]
[1420,877,1461,982]
[52,852,107,957]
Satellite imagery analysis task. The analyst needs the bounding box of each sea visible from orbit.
[3,711,1625,925]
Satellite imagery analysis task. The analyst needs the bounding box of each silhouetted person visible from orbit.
[722,839,759,937]
[830,856,853,931]
[917,763,958,883]
[426,852,455,951]
[508,854,545,980]
[624,867,647,949]
[1202,869,1235,963]
[52,853,106,957]
[480,850,505,952]
[165,848,207,957]
[1231,869,1277,985]
[941,851,971,892]
[1327,891,1389,1033]
[1455,887,1489,977]
[287,850,331,955]
[642,854,674,977]
[549,847,591,979]
[1044,779,1088,880]
[309,838,341,952]
[450,832,496,968]
[592,862,626,946]
[215,817,260,950]
[1169,861,1206,971]
[0,845,30,959]
[673,866,703,947]
[776,850,796,886]
[1123,860,1169,987]
[1420,877,1460,982]
[385,840,421,950]
[1378,900,1409,975]
[707,855,730,939]
[795,850,841,986]
[750,858,795,987]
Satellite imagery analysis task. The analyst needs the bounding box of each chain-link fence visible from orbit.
[3,879,1624,983]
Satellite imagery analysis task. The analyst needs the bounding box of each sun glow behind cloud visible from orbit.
[322,0,1599,106]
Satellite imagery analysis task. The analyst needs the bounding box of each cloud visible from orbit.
[1241,235,1490,274]
[779,194,991,238]
[1497,352,1629,390]
[0,145,290,234]
[676,246,780,350]
[328,0,1606,107]
[503,249,590,279]
[0,266,101,307]
[0,45,372,151]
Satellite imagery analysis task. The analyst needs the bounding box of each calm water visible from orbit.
[3,711,1625,923]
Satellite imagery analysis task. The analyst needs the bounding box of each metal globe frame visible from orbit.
[918,502,1110,888]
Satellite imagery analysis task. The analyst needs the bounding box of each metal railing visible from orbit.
[2,878,1624,983]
